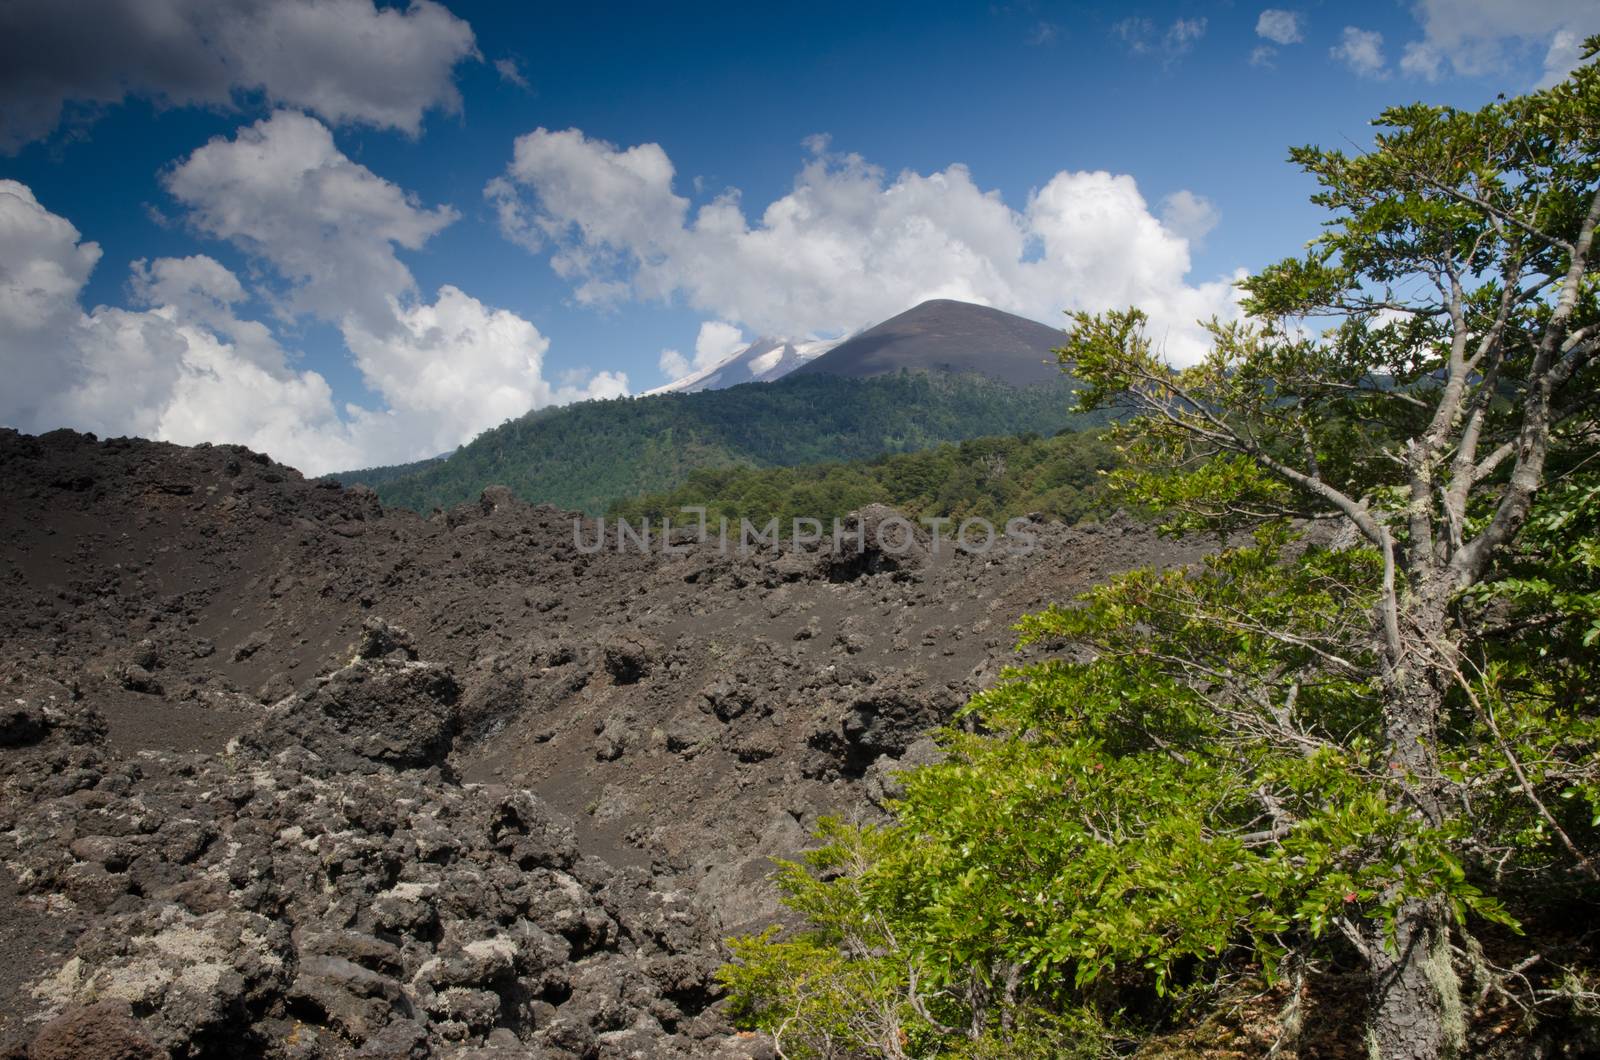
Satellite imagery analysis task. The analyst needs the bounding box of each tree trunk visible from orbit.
[1365,895,1462,1059]
[1365,586,1463,1058]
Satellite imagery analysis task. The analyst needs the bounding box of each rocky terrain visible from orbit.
[0,428,1211,1058]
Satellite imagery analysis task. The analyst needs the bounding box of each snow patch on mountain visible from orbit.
[646,336,840,395]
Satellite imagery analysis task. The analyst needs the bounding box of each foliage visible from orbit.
[336,371,1101,515]
[719,820,1118,1059]
[331,452,449,488]
[722,42,1600,1058]
[609,427,1119,527]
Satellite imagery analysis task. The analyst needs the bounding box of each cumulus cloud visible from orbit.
[1399,42,1447,81]
[128,254,289,372]
[1332,27,1388,78]
[489,130,1242,366]
[1400,0,1592,86]
[659,320,748,381]
[1159,190,1220,247]
[1251,9,1304,64]
[162,114,629,459]
[489,128,687,294]
[1374,0,1593,86]
[1538,29,1586,89]
[0,181,365,468]
[129,254,246,311]
[1255,10,1304,46]
[163,111,458,330]
[0,180,107,427]
[0,0,478,154]
[693,321,747,368]
[340,286,630,459]
[657,349,692,381]
[0,120,630,473]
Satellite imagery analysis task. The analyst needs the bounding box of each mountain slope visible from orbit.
[793,299,1066,387]
[339,371,1098,514]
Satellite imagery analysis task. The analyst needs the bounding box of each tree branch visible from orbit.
[1406,168,1574,254]
[1452,180,1600,587]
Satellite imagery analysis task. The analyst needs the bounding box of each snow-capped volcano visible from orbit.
[644,336,840,396]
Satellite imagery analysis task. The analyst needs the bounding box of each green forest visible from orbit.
[609,427,1119,527]
[337,371,1102,515]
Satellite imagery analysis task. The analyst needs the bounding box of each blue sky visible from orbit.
[0,0,1589,472]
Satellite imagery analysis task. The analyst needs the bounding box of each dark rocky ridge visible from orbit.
[0,427,1211,1056]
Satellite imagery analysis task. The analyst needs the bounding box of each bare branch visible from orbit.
[1453,180,1600,587]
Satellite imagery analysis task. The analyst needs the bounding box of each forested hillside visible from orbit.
[609,428,1118,526]
[338,371,1101,514]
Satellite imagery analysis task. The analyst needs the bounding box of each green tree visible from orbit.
[1065,44,1600,1053]
[611,428,1119,527]
[722,45,1600,1059]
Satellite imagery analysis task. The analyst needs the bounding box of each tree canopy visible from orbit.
[609,427,1119,528]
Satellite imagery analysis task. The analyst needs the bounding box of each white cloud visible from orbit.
[0,181,366,469]
[339,286,630,460]
[1165,17,1208,56]
[129,254,246,311]
[163,110,457,330]
[1536,28,1585,89]
[0,0,478,153]
[483,176,544,253]
[1400,42,1446,81]
[495,57,530,89]
[146,318,372,473]
[1112,17,1156,55]
[1395,0,1591,86]
[1250,45,1279,68]
[1159,190,1219,246]
[490,127,687,307]
[694,321,747,367]
[1332,27,1388,78]
[0,183,99,327]
[658,349,691,380]
[0,180,104,425]
[657,320,748,382]
[1112,16,1207,64]
[490,130,1242,367]
[1255,10,1304,46]
[128,254,289,372]
[162,115,631,461]
[1,118,633,474]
